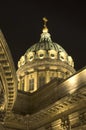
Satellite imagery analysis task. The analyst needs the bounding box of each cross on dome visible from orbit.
[42,17,48,33]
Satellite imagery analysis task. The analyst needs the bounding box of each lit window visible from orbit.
[29,79,34,91]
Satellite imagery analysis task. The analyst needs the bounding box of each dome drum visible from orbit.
[17,57,75,93]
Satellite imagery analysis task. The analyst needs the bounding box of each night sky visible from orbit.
[0,1,86,71]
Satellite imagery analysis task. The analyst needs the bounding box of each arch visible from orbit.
[0,30,17,118]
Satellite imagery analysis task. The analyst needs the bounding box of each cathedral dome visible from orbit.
[17,18,75,93]
[18,26,74,68]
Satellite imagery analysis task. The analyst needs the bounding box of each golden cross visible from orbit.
[43,17,48,28]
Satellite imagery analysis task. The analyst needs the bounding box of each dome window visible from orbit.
[59,52,67,61]
[27,52,34,62]
[37,50,45,59]
[68,56,74,67]
[49,50,57,59]
[20,56,25,65]
[29,56,34,61]
[39,54,44,59]
[51,54,55,57]
[30,56,34,60]
[50,53,55,59]
[61,56,64,59]
[60,55,65,61]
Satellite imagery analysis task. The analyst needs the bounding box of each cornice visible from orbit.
[4,85,86,130]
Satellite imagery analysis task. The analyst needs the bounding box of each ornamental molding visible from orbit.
[3,86,86,130]
[17,59,75,75]
[0,30,17,117]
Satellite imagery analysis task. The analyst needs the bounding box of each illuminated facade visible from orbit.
[0,19,86,130]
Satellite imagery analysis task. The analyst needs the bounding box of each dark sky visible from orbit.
[0,1,86,71]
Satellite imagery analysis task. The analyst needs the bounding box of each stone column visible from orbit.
[34,71,38,91]
[46,70,50,83]
[24,74,28,91]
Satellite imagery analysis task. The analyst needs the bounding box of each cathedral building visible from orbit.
[0,18,86,130]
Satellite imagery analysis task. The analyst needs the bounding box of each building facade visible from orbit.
[0,19,86,130]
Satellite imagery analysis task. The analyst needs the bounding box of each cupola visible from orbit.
[17,18,76,93]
